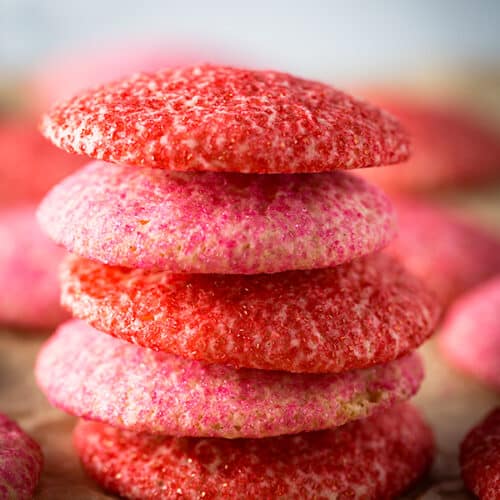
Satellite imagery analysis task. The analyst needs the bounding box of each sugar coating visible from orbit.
[0,413,43,500]
[439,277,500,390]
[74,403,434,500]
[460,408,500,500]
[37,162,396,273]
[0,119,86,207]
[41,64,410,173]
[0,205,68,328]
[61,252,440,373]
[36,320,423,439]
[386,198,500,307]
[358,94,500,192]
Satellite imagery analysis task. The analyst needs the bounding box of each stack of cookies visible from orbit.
[36,65,439,498]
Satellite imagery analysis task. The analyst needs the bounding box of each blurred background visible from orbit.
[1,0,500,82]
[0,2,499,497]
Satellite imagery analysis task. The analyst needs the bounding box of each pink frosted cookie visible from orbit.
[36,320,423,439]
[0,119,86,207]
[357,94,500,192]
[386,198,500,307]
[37,162,396,274]
[61,252,439,373]
[0,413,43,500]
[41,64,409,174]
[0,205,67,328]
[74,403,434,499]
[439,277,500,389]
[460,408,500,500]
[30,43,206,111]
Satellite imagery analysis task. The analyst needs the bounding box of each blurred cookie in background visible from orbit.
[0,204,68,329]
[386,198,500,309]
[0,118,86,207]
[356,92,500,193]
[0,118,85,329]
[409,64,500,131]
[0,204,67,329]
[440,277,500,391]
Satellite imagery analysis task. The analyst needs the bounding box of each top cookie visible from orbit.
[41,65,410,173]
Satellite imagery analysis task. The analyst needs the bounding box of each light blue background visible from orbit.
[1,0,499,80]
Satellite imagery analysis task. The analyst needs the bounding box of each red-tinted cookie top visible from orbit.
[73,404,434,500]
[61,252,440,373]
[41,65,410,173]
[460,408,500,500]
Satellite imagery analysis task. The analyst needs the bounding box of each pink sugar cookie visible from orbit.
[74,403,434,500]
[41,64,409,173]
[0,119,86,207]
[0,413,43,500]
[37,161,396,273]
[439,276,500,389]
[460,408,500,500]
[36,320,423,439]
[61,252,440,373]
[0,205,67,328]
[386,198,500,307]
[357,94,500,192]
